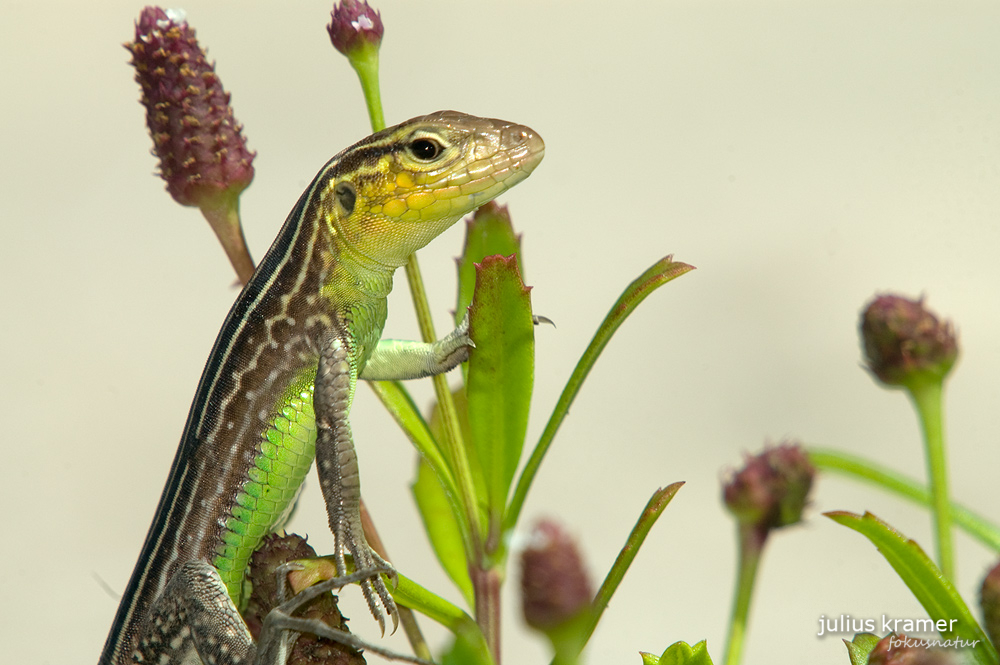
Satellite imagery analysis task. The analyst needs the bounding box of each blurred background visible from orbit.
[3,1,1000,662]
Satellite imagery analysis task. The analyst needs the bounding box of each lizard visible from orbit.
[98,110,544,665]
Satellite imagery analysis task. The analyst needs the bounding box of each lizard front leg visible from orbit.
[360,312,473,381]
[313,333,399,635]
[360,312,554,382]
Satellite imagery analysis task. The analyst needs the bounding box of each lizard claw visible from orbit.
[435,310,475,368]
[360,569,400,636]
[341,536,399,636]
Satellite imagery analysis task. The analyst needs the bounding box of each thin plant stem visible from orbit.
[200,198,255,286]
[471,566,502,665]
[405,257,490,645]
[349,33,489,653]
[723,523,767,665]
[403,254,483,552]
[907,379,954,581]
[350,50,384,132]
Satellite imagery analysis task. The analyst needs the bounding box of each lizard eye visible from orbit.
[335,182,356,215]
[408,138,443,162]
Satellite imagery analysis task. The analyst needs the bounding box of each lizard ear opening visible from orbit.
[334,182,356,216]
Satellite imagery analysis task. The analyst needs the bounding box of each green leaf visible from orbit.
[466,255,534,530]
[412,457,474,606]
[640,653,661,665]
[507,256,695,532]
[441,631,493,665]
[657,640,715,665]
[809,447,1000,551]
[843,633,880,665]
[390,572,493,665]
[555,483,684,665]
[456,202,523,326]
[367,380,459,508]
[827,511,998,665]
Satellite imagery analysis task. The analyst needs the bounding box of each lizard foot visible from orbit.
[334,533,400,636]
[434,310,475,368]
[267,566,425,664]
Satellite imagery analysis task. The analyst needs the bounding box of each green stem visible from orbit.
[358,503,432,661]
[345,20,482,548]
[349,35,489,649]
[807,448,1000,551]
[345,40,474,659]
[404,254,483,556]
[406,263,489,647]
[723,523,767,665]
[199,196,255,286]
[367,380,462,517]
[349,45,385,132]
[347,28,481,556]
[392,573,494,665]
[907,379,954,581]
[471,566,502,665]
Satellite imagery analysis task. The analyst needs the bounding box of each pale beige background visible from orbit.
[3,1,1000,663]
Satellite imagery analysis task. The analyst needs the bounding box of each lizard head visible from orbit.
[321,110,544,269]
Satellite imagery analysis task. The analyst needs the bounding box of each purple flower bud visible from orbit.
[860,294,958,389]
[327,1,384,57]
[723,442,815,531]
[126,7,254,210]
[980,560,1000,649]
[867,633,955,664]
[520,519,593,632]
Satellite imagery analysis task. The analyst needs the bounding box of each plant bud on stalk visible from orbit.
[126,6,256,284]
[327,0,384,57]
[520,519,593,635]
[723,442,815,533]
[327,1,386,131]
[867,633,955,664]
[980,560,1000,649]
[860,295,958,390]
[859,293,958,581]
[722,442,815,665]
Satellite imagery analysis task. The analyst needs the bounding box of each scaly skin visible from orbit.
[100,111,544,665]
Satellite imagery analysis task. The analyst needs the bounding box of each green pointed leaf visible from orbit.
[562,483,685,663]
[456,202,523,326]
[640,653,661,665]
[467,255,534,529]
[827,511,998,665]
[368,380,458,504]
[658,640,714,665]
[843,633,880,665]
[389,572,492,664]
[441,631,493,665]
[412,457,474,606]
[507,256,695,531]
[809,447,1000,551]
